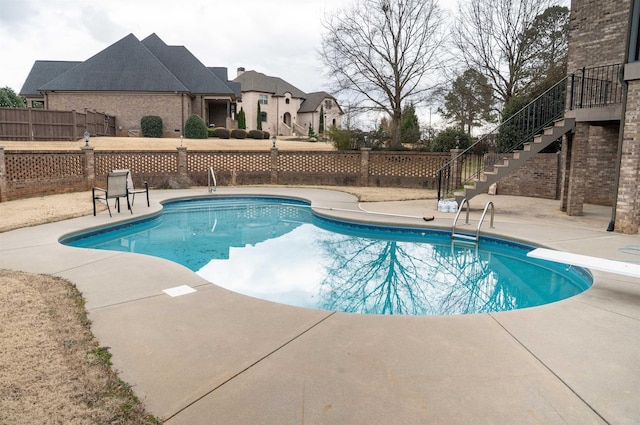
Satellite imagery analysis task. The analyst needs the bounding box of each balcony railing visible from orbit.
[569,64,624,109]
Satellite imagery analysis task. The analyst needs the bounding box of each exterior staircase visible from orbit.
[436,74,572,204]
[436,64,624,207]
[454,118,575,205]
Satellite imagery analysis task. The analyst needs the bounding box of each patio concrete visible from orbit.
[0,188,638,424]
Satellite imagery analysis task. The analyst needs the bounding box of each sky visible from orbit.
[0,0,458,98]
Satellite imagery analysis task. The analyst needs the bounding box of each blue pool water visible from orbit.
[62,196,592,315]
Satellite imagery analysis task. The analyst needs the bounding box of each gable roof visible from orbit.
[141,34,234,96]
[299,91,342,113]
[209,67,242,98]
[233,70,307,99]
[19,60,82,97]
[39,34,190,92]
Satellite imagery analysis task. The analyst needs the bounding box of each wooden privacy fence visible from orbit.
[0,107,116,141]
[0,147,455,202]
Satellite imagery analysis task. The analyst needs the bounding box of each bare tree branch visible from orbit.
[453,0,557,105]
[320,0,446,148]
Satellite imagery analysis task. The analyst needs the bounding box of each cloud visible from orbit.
[80,5,128,44]
[0,0,39,29]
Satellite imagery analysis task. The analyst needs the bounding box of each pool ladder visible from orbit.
[451,198,495,243]
[208,167,217,193]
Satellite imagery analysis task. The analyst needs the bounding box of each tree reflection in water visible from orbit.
[317,232,522,315]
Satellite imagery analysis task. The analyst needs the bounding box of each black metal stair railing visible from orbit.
[436,63,624,201]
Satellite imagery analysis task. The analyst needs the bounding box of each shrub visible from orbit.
[231,129,247,139]
[141,115,163,138]
[248,130,264,139]
[430,127,472,152]
[213,127,230,139]
[184,114,208,139]
[329,127,352,150]
[262,131,270,139]
[207,127,216,137]
[237,107,246,130]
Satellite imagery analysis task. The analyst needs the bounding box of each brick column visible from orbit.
[82,146,95,190]
[360,148,371,186]
[176,146,190,187]
[0,147,7,202]
[450,148,463,188]
[615,79,640,234]
[566,122,589,216]
[270,147,278,184]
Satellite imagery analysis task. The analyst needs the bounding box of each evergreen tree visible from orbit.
[319,105,325,135]
[438,69,495,134]
[400,103,421,144]
[257,101,262,130]
[237,107,246,130]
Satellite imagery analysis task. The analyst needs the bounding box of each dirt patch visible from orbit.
[0,269,159,424]
[0,191,104,232]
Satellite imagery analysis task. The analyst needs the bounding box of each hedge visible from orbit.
[213,127,230,139]
[248,130,264,139]
[141,115,163,138]
[231,129,247,139]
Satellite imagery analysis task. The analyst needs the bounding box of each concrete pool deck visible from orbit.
[0,187,638,424]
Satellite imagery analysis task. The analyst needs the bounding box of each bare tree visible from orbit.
[453,0,558,106]
[320,0,446,149]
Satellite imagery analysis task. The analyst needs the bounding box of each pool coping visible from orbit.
[1,187,638,424]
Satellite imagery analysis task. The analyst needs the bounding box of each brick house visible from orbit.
[563,0,640,234]
[233,69,343,136]
[19,33,241,137]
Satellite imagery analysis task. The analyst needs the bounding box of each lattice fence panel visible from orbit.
[95,151,178,176]
[5,152,85,180]
[187,151,271,172]
[369,152,449,178]
[278,152,360,174]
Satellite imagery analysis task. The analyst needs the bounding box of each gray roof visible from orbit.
[40,34,189,92]
[233,70,307,99]
[209,67,242,98]
[19,60,81,96]
[299,91,341,113]
[142,34,234,96]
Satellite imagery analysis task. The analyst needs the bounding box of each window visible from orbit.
[259,94,268,105]
[285,98,290,105]
[261,112,267,122]
[324,99,333,109]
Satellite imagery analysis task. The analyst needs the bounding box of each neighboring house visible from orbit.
[233,69,343,136]
[19,33,240,137]
[562,0,640,234]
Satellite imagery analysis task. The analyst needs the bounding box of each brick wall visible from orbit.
[47,92,189,137]
[584,123,619,205]
[567,0,631,72]
[493,153,560,199]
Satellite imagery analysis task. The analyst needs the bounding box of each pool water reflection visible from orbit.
[63,197,592,315]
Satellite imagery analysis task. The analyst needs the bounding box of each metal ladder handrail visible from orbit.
[452,199,495,243]
[208,167,217,193]
[451,198,471,238]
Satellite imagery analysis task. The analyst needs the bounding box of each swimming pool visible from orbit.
[62,196,592,315]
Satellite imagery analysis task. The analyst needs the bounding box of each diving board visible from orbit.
[527,248,640,279]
